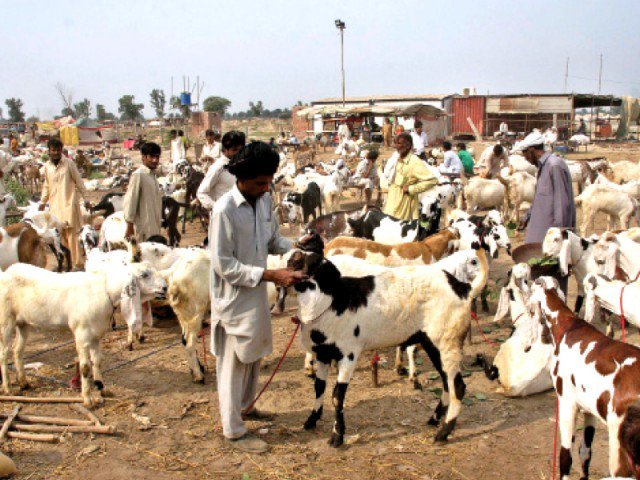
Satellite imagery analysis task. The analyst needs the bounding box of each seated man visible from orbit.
[438,141,463,178]
[353,150,379,204]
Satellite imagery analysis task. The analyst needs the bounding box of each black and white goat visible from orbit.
[288,246,488,446]
[280,181,322,225]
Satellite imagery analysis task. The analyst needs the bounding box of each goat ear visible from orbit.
[120,274,143,333]
[494,287,510,322]
[558,238,571,276]
[583,279,598,323]
[603,243,619,279]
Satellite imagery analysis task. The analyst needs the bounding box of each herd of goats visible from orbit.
[2,140,640,478]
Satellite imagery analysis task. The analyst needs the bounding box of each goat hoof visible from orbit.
[328,433,344,448]
[19,382,31,391]
[434,431,449,443]
[396,366,408,376]
[192,376,205,385]
[304,369,316,379]
[427,417,440,427]
[94,380,104,391]
[138,335,145,344]
[412,380,423,390]
[127,343,133,352]
[303,418,317,430]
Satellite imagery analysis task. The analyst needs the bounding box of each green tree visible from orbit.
[248,100,264,117]
[74,98,91,118]
[96,104,116,121]
[149,89,166,118]
[26,115,40,122]
[5,98,26,122]
[61,107,74,117]
[203,96,231,115]
[118,95,144,121]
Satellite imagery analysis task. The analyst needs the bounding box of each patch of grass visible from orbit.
[89,170,105,180]
[5,179,30,206]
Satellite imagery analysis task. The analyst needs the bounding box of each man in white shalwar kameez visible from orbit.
[210,141,306,453]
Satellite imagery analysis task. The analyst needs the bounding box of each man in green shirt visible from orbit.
[456,143,475,176]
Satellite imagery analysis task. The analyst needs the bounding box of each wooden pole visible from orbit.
[0,413,92,427]
[0,406,20,441]
[0,396,84,404]
[12,423,115,434]
[7,431,59,443]
[69,404,102,426]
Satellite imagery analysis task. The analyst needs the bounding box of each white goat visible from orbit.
[575,184,639,236]
[0,262,167,406]
[463,177,506,213]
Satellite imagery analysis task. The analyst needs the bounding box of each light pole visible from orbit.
[335,19,346,107]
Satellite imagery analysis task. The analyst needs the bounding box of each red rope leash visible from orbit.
[552,397,559,480]
[619,270,640,344]
[244,317,301,415]
[471,311,499,346]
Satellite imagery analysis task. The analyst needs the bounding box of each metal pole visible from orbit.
[340,28,345,107]
[564,57,569,93]
[598,54,603,94]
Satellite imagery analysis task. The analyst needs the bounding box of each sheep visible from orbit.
[477,263,554,397]
[324,228,460,267]
[569,133,591,150]
[526,277,640,479]
[575,184,639,236]
[0,222,48,271]
[499,169,536,224]
[463,176,506,213]
[328,249,488,390]
[288,246,489,446]
[0,262,167,406]
[0,195,17,227]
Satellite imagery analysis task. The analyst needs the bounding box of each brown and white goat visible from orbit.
[527,277,640,479]
[0,222,47,271]
[324,228,459,266]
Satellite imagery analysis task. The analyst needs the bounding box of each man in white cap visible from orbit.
[515,130,575,243]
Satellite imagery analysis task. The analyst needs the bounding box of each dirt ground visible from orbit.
[5,142,640,480]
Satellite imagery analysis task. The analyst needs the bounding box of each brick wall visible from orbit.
[291,105,310,139]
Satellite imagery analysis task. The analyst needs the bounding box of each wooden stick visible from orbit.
[7,431,59,443]
[12,423,115,434]
[0,413,92,427]
[69,403,102,426]
[0,406,20,441]
[0,396,83,404]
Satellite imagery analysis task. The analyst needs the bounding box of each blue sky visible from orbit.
[2,0,639,119]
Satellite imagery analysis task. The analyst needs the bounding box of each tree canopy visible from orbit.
[74,98,91,118]
[150,89,166,118]
[203,96,231,115]
[5,98,25,122]
[118,95,144,121]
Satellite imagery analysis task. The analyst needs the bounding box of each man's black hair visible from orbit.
[48,137,63,149]
[141,142,161,156]
[414,120,423,128]
[205,129,215,137]
[170,129,177,135]
[397,131,413,146]
[227,141,279,180]
[366,150,379,161]
[443,141,452,150]
[457,142,467,150]
[493,144,504,156]
[222,130,246,151]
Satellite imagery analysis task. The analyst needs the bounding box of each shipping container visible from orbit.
[447,96,485,139]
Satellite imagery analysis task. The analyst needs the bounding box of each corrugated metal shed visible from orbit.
[448,96,485,136]
[486,95,572,114]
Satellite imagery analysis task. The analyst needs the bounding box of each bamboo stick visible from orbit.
[0,396,83,404]
[0,413,92,427]
[0,406,20,441]
[7,431,59,443]
[69,403,102,426]
[12,423,115,434]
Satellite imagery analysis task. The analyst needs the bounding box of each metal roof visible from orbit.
[312,94,450,105]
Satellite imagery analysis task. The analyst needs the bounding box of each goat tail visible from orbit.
[620,399,640,473]
[470,248,489,300]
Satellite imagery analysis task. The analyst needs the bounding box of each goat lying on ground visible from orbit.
[476,264,554,397]
[0,262,167,406]
[288,246,488,446]
[526,276,640,479]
